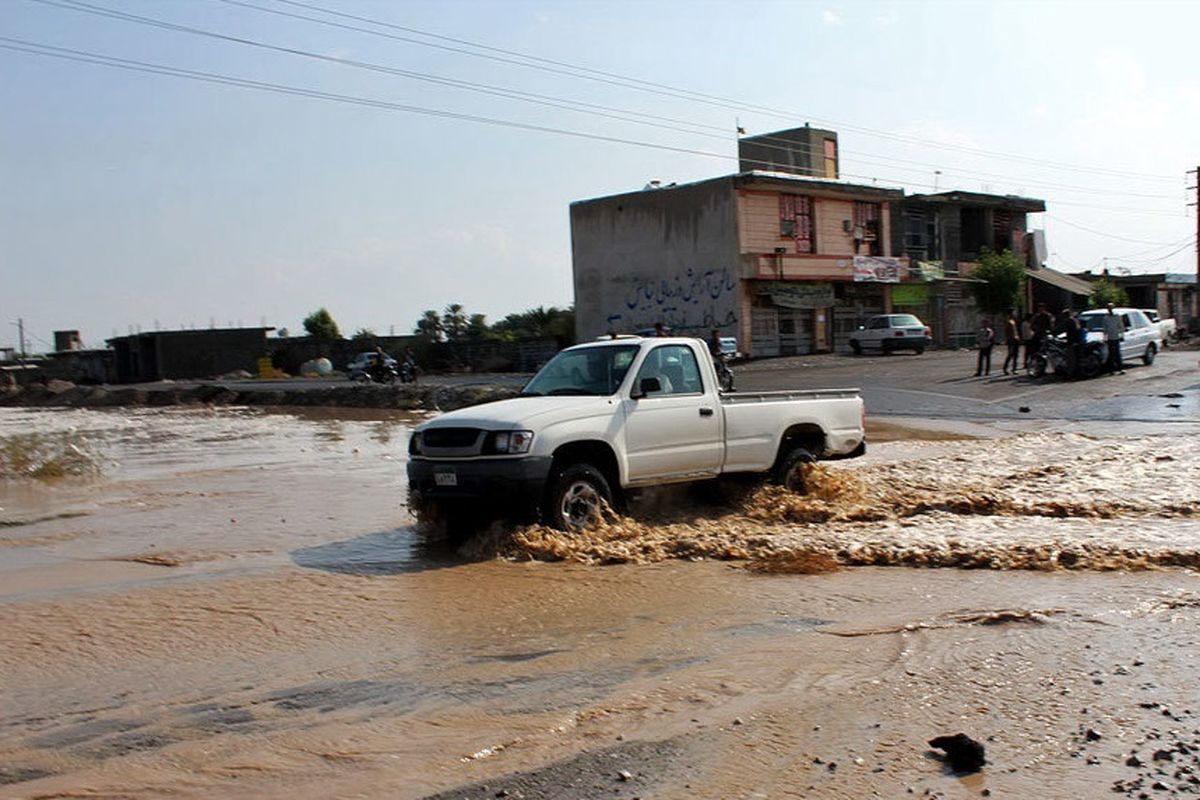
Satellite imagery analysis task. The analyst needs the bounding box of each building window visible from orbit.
[853,200,882,255]
[780,194,814,253]
[822,138,838,179]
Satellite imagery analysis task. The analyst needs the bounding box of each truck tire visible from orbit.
[850,340,862,356]
[774,447,814,494]
[1143,342,1156,366]
[545,463,612,532]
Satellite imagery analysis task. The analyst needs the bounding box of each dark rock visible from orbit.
[1086,728,1103,742]
[1127,755,1143,767]
[1018,406,1030,413]
[1152,749,1174,761]
[928,733,986,773]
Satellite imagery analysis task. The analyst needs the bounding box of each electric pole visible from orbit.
[1189,167,1199,284]
[16,318,26,358]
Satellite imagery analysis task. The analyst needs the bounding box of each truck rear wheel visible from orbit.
[774,447,814,494]
[545,463,612,532]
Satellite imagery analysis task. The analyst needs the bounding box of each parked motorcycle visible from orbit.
[1030,336,1104,380]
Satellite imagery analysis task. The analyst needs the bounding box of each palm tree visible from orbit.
[415,309,444,342]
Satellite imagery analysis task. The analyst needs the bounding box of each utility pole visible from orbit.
[1189,167,1199,284]
[16,318,26,358]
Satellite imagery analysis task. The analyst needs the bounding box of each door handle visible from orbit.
[699,407,714,417]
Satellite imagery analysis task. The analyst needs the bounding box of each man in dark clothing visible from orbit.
[1001,308,1020,375]
[1054,309,1080,377]
[1030,303,1053,359]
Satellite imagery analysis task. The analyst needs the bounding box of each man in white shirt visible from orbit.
[1101,304,1125,375]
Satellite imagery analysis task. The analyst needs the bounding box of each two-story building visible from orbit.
[571,127,919,357]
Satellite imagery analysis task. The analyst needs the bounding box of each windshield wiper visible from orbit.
[518,390,543,397]
[547,388,593,396]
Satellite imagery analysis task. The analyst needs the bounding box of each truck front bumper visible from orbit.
[407,456,554,508]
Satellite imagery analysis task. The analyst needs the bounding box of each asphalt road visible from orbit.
[734,347,1200,427]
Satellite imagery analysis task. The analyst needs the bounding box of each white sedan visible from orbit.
[848,314,932,355]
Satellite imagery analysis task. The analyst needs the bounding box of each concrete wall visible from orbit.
[571,178,741,341]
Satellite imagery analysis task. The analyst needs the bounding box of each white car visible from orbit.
[408,337,865,532]
[848,314,932,355]
[1141,309,1177,346]
[1077,308,1162,366]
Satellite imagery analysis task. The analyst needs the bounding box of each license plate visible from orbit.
[434,470,457,487]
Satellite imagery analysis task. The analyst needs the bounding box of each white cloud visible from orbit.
[822,9,842,25]
[873,11,898,26]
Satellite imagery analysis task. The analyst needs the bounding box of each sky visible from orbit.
[2,0,1198,351]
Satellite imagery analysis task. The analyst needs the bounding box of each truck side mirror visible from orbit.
[633,376,661,398]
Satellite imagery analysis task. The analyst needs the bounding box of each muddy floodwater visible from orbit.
[2,406,1200,799]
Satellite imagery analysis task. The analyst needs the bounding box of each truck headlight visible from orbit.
[408,432,422,455]
[491,430,534,454]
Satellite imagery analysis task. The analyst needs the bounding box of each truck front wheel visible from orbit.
[774,447,814,494]
[545,463,613,532]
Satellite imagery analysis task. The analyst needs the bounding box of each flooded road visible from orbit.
[2,406,1199,799]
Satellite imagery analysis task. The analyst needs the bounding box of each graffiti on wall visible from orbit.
[604,267,739,333]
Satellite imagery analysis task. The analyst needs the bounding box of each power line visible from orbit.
[222,0,1178,184]
[1044,214,1192,245]
[4,34,1189,221]
[34,0,1185,206]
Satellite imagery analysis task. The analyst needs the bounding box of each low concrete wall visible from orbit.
[0,381,520,413]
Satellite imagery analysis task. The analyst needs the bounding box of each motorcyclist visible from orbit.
[708,328,734,390]
[401,347,418,383]
[707,328,723,359]
[370,345,392,382]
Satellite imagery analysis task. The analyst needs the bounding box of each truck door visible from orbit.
[622,343,723,483]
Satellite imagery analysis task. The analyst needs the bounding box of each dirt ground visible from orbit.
[2,406,1199,799]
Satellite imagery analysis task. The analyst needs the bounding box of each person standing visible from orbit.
[975,318,995,377]
[1020,312,1034,368]
[653,322,668,337]
[1030,303,1052,361]
[1001,308,1020,375]
[1102,303,1125,375]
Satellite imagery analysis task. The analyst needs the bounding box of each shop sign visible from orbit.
[853,256,901,283]
[766,281,835,309]
[891,284,928,305]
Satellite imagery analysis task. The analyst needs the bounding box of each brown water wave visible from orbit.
[468,432,1200,571]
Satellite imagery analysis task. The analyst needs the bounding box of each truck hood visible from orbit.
[417,395,616,430]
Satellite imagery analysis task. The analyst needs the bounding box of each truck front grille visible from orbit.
[422,428,483,448]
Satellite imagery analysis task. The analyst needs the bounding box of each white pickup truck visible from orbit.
[407,337,865,531]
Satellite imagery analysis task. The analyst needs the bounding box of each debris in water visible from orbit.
[928,733,986,773]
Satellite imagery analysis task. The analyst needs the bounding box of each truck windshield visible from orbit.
[520,344,640,396]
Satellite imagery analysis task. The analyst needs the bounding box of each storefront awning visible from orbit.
[1027,267,1093,296]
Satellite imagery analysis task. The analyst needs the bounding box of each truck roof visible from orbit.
[577,336,700,349]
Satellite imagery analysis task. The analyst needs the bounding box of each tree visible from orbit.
[491,305,576,344]
[351,327,376,341]
[467,313,489,340]
[415,309,444,342]
[970,249,1026,315]
[1089,278,1129,308]
[442,304,469,342]
[303,307,341,340]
